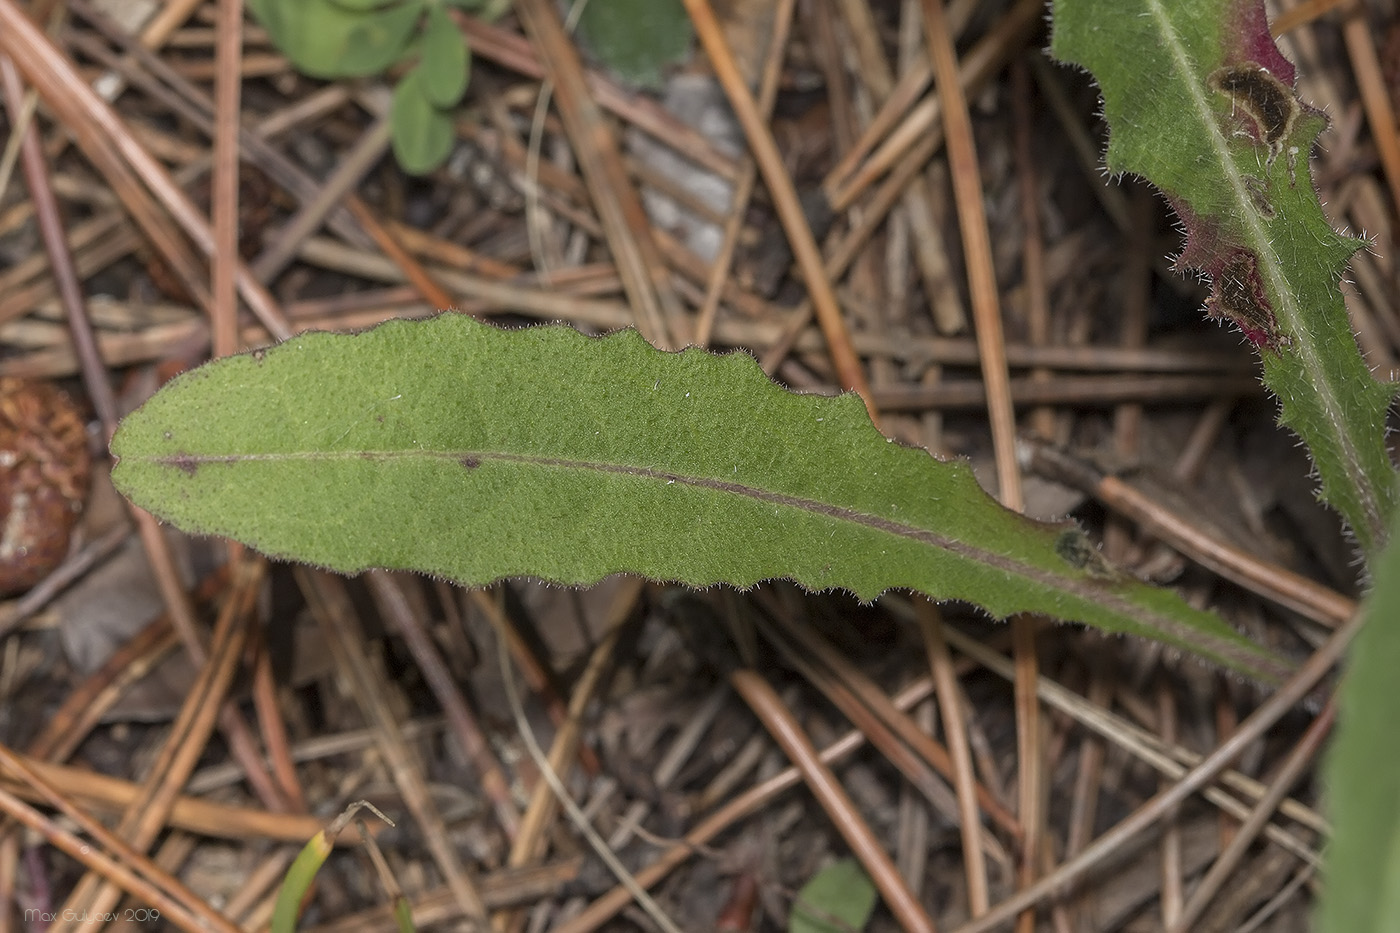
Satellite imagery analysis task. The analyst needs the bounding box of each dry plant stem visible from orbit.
[829,0,1038,211]
[298,569,488,925]
[1270,0,1349,35]
[65,0,369,250]
[496,588,639,931]
[0,0,292,341]
[223,848,298,927]
[682,0,874,411]
[758,611,1001,863]
[915,601,990,915]
[185,717,446,795]
[54,559,260,932]
[0,749,238,933]
[1341,2,1400,215]
[872,376,1261,410]
[1025,54,1131,233]
[933,622,1324,864]
[838,0,966,335]
[495,617,682,933]
[345,196,458,312]
[919,5,1040,924]
[0,781,229,933]
[1062,666,1112,922]
[730,670,937,933]
[0,521,130,639]
[1156,681,1183,927]
[0,78,36,199]
[822,56,931,205]
[946,611,1357,933]
[28,617,179,761]
[515,0,681,350]
[1169,699,1336,933]
[552,674,937,933]
[249,116,392,284]
[0,290,1260,381]
[367,571,520,840]
[505,578,640,869]
[454,14,737,182]
[467,587,599,775]
[608,685,730,850]
[129,509,289,813]
[1009,58,1055,441]
[692,0,796,347]
[764,605,1020,837]
[249,629,307,811]
[301,860,585,933]
[919,0,1019,507]
[0,57,118,433]
[1023,442,1357,627]
[211,0,241,357]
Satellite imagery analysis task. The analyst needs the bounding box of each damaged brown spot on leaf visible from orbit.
[1209,63,1301,161]
[165,454,202,476]
[1055,529,1119,580]
[1243,175,1275,218]
[460,456,480,469]
[1210,251,1286,349]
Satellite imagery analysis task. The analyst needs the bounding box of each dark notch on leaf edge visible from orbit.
[1209,250,1285,349]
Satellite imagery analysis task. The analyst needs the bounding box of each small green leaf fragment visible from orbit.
[576,0,692,89]
[790,859,877,933]
[419,3,470,108]
[271,830,334,933]
[1318,508,1400,933]
[391,897,417,933]
[391,69,455,174]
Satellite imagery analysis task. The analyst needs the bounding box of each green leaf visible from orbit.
[791,860,877,933]
[576,0,692,89]
[273,802,407,933]
[109,315,1290,682]
[391,69,455,174]
[248,0,422,79]
[1050,0,1398,561]
[324,0,404,12]
[1318,506,1400,933]
[419,3,470,109]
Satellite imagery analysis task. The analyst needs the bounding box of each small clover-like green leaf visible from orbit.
[790,860,877,933]
[576,0,691,89]
[419,3,470,109]
[342,2,426,75]
[249,0,422,78]
[391,69,456,174]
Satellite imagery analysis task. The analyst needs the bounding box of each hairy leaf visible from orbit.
[1051,0,1398,560]
[110,315,1288,682]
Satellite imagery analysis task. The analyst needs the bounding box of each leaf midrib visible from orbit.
[137,445,1281,677]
